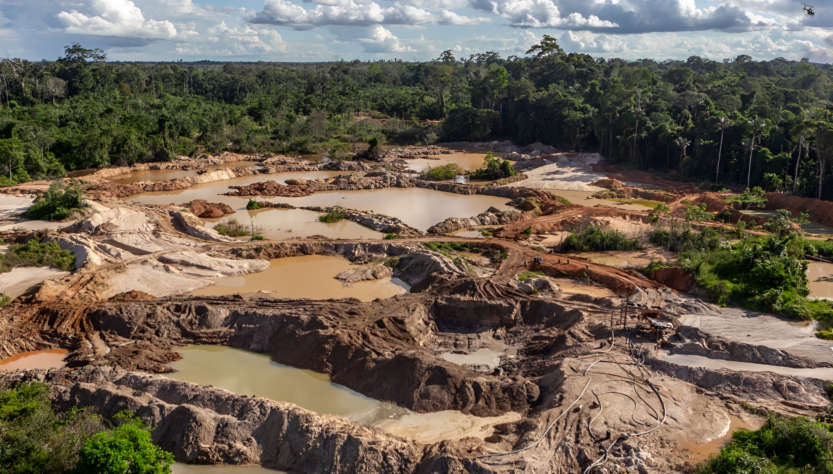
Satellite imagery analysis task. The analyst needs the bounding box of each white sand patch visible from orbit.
[0,195,34,218]
[0,267,70,299]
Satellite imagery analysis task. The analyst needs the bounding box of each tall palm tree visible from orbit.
[715,117,731,183]
[674,136,691,168]
[747,118,767,188]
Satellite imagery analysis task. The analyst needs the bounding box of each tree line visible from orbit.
[2,40,833,200]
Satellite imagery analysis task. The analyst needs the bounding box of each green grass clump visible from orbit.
[251,234,264,241]
[562,226,642,252]
[383,233,397,239]
[423,241,476,258]
[246,199,263,210]
[319,210,346,223]
[0,293,9,305]
[610,198,661,208]
[470,152,517,180]
[23,183,85,221]
[480,229,493,237]
[517,271,546,282]
[0,238,75,273]
[697,416,833,474]
[420,163,462,181]
[815,330,833,340]
[214,218,249,237]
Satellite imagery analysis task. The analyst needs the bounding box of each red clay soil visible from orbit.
[648,267,699,294]
[591,163,699,191]
[183,200,235,218]
[496,206,651,239]
[763,193,833,228]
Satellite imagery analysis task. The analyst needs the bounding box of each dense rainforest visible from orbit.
[2,39,833,200]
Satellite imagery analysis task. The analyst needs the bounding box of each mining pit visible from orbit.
[1,145,832,473]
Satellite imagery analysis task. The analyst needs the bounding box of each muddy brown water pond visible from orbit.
[189,255,408,300]
[125,171,513,234]
[405,151,495,173]
[167,346,520,444]
[0,349,68,371]
[172,464,283,474]
[680,413,755,465]
[808,262,833,300]
[113,161,261,184]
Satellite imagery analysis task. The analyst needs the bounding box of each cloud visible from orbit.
[55,0,178,39]
[329,25,414,52]
[250,0,435,29]
[439,10,490,25]
[470,0,769,33]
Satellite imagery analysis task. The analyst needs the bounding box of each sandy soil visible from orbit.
[0,267,70,299]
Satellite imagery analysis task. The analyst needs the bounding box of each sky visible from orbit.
[1,0,833,63]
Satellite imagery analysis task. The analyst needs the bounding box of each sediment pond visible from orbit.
[167,346,520,444]
[659,351,833,381]
[0,349,68,371]
[189,255,408,301]
[171,464,284,474]
[113,161,261,184]
[808,262,833,300]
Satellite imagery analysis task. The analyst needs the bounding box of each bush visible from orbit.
[246,199,263,210]
[0,382,174,474]
[318,210,346,223]
[0,293,9,305]
[383,233,397,239]
[650,227,721,253]
[562,226,642,252]
[420,163,461,181]
[480,229,493,237]
[0,237,76,273]
[517,271,546,282]
[24,183,85,221]
[214,218,249,237]
[469,152,517,180]
[697,416,833,473]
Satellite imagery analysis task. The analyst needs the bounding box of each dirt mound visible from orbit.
[591,178,626,189]
[763,193,833,228]
[691,192,732,213]
[109,290,156,301]
[648,267,700,294]
[184,200,235,218]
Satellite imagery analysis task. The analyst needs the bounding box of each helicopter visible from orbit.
[803,3,815,15]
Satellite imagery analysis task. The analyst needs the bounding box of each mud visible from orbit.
[0,349,68,371]
[0,267,71,299]
[808,262,833,300]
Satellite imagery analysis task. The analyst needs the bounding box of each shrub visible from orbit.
[0,237,76,273]
[246,199,263,210]
[470,152,517,180]
[24,183,85,221]
[562,226,642,252]
[517,271,546,282]
[319,210,346,223]
[0,293,9,305]
[650,227,721,253]
[214,218,249,237]
[383,233,397,240]
[420,163,461,181]
[480,229,493,237]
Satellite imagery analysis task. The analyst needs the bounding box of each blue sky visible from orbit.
[1,0,832,62]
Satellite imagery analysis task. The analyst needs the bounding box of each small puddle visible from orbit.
[680,413,753,465]
[188,255,407,301]
[405,151,493,173]
[439,348,503,371]
[574,252,632,269]
[172,464,283,474]
[553,278,615,298]
[741,210,833,236]
[659,351,833,381]
[0,349,68,371]
[808,262,833,300]
[168,346,520,444]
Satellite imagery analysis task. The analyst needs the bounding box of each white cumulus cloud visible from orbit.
[55,0,178,39]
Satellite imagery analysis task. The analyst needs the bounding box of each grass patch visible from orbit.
[610,198,661,208]
[517,271,546,282]
[480,229,493,237]
[423,241,476,258]
[214,218,249,237]
[0,238,75,273]
[562,226,642,252]
[816,330,833,340]
[383,233,397,240]
[318,210,346,223]
[420,163,462,181]
[650,227,721,253]
[23,182,85,221]
[0,293,9,305]
[246,199,263,210]
[697,416,833,474]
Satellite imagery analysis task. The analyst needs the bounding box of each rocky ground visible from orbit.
[2,144,832,474]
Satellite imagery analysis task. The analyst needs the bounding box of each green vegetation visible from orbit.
[681,200,714,222]
[650,227,722,253]
[0,293,9,305]
[679,233,833,323]
[562,226,642,252]
[522,226,533,237]
[697,416,833,474]
[383,233,397,239]
[0,382,174,474]
[725,187,768,211]
[251,234,264,241]
[213,218,249,237]
[470,152,517,180]
[480,229,493,237]
[517,271,546,282]
[246,199,263,210]
[0,237,75,273]
[648,202,671,224]
[23,183,84,221]
[318,210,346,223]
[420,163,461,181]
[610,198,662,208]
